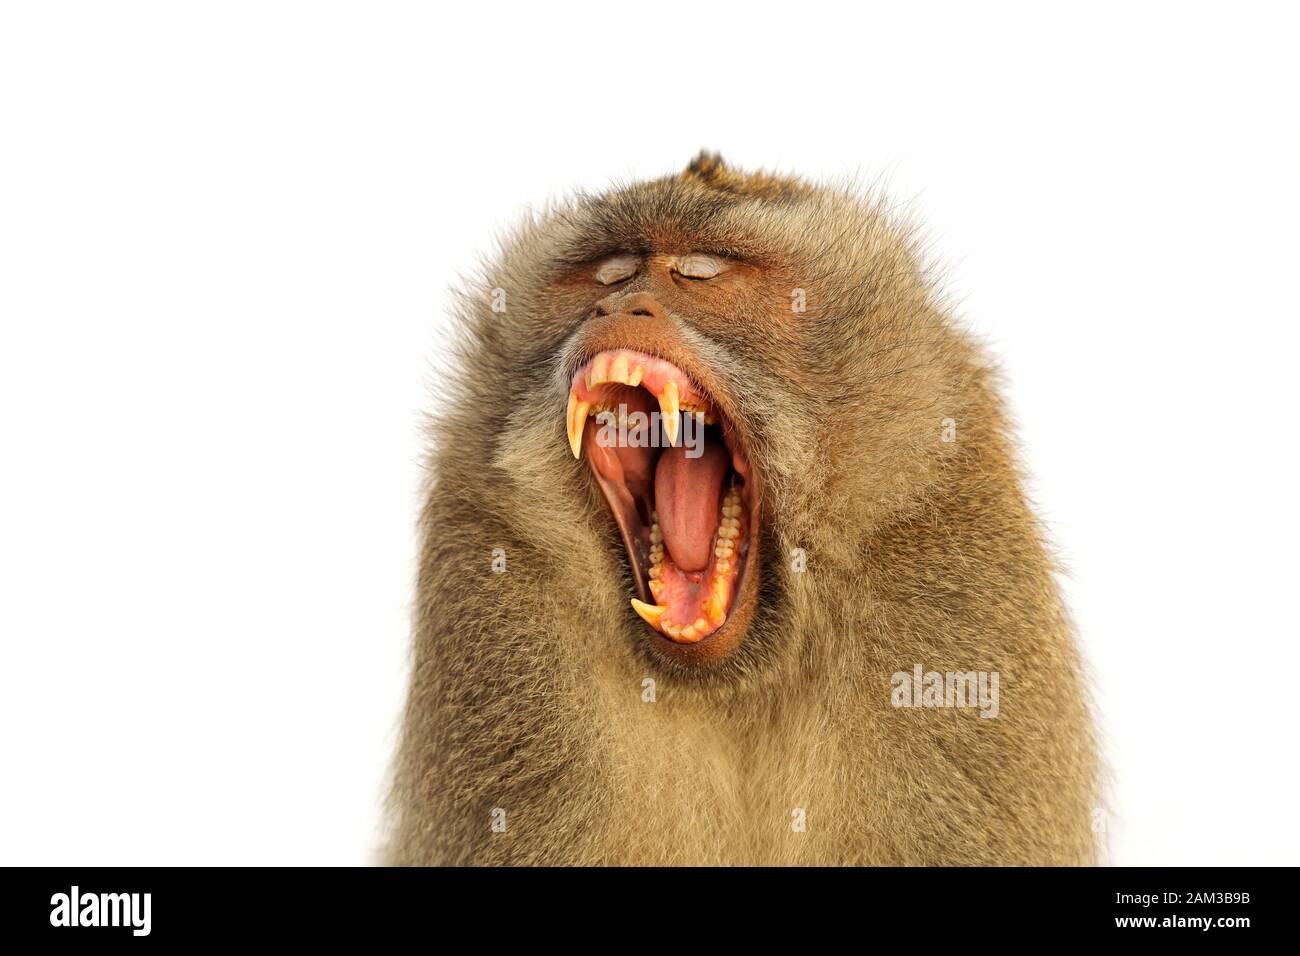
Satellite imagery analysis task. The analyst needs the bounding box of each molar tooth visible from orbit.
[649,579,665,600]
[630,598,666,630]
[658,380,680,446]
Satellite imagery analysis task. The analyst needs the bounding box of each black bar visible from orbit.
[1,866,1285,942]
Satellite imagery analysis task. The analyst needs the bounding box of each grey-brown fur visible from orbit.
[385,155,1099,865]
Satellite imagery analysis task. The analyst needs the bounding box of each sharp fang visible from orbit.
[567,394,589,459]
[659,380,680,446]
[630,598,666,630]
[565,392,577,452]
[704,590,726,627]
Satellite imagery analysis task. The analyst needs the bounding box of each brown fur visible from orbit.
[385,154,1099,865]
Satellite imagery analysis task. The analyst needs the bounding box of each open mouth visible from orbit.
[565,349,758,647]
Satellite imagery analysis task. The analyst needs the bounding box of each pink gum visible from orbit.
[570,349,711,408]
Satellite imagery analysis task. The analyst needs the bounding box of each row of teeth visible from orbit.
[586,400,717,425]
[630,486,743,643]
[566,360,716,459]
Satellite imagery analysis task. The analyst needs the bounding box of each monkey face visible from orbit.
[473,155,960,673]
[562,253,766,665]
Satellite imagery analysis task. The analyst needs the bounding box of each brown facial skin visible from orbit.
[385,154,1100,865]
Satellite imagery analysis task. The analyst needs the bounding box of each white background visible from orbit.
[2,2,1296,866]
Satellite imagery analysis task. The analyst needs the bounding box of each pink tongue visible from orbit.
[654,440,728,573]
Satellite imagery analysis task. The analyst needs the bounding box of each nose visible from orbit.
[594,291,663,319]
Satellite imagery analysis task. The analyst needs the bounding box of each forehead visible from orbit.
[553,179,800,267]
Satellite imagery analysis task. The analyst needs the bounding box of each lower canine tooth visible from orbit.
[705,594,726,627]
[630,599,666,629]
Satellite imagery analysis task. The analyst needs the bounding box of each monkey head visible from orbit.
[393,153,1098,866]
[466,153,969,676]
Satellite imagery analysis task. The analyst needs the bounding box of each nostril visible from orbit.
[619,292,662,319]
[594,291,661,321]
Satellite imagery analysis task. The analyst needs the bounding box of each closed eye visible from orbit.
[595,254,641,285]
[674,254,725,280]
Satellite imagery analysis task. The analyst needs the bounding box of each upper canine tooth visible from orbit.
[659,380,680,446]
[566,394,590,459]
[609,354,629,384]
[566,392,577,453]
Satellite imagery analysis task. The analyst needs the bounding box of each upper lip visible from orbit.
[561,313,751,462]
[565,348,716,458]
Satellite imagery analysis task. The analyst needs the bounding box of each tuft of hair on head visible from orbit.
[679,150,805,202]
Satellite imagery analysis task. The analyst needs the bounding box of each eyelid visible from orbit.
[676,254,724,279]
[595,254,641,285]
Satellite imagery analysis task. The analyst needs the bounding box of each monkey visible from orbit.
[384,153,1100,866]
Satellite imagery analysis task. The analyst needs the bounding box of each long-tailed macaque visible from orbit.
[385,154,1099,865]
